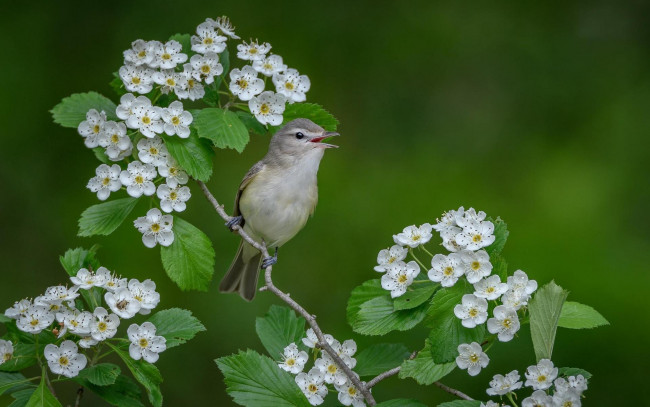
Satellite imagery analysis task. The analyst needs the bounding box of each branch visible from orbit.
[434,381,473,401]
[74,386,84,407]
[196,181,377,406]
[366,351,417,388]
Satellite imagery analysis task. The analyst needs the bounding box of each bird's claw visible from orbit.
[261,250,278,269]
[225,216,243,231]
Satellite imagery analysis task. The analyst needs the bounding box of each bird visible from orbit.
[219,118,339,301]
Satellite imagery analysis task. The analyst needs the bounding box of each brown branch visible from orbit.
[74,386,84,407]
[366,351,418,388]
[196,181,376,405]
[434,381,473,401]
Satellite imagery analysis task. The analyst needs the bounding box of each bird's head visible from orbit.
[269,119,339,158]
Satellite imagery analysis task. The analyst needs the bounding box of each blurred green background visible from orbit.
[1,0,648,405]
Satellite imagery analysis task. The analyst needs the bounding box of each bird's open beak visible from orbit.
[310,131,340,148]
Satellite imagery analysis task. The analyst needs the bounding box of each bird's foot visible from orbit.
[225,216,243,231]
[261,249,279,269]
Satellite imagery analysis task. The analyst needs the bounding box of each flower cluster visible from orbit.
[277,329,364,406]
[3,264,166,378]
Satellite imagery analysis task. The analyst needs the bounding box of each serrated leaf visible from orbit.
[237,111,267,136]
[399,339,456,385]
[558,301,609,329]
[59,247,101,277]
[9,388,36,407]
[375,400,427,407]
[485,217,508,256]
[438,401,483,407]
[393,281,438,311]
[76,375,144,407]
[0,372,32,397]
[163,130,214,182]
[25,371,62,407]
[160,217,215,291]
[51,92,117,128]
[0,343,38,372]
[272,103,339,133]
[529,281,569,361]
[77,363,121,386]
[426,284,486,363]
[255,305,306,359]
[354,343,410,377]
[194,108,249,152]
[109,345,162,407]
[78,198,140,237]
[558,367,592,380]
[216,349,311,407]
[146,308,206,348]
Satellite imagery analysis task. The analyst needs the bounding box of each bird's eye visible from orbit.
[295,132,304,139]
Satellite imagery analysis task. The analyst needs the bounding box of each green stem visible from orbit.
[506,392,519,407]
[419,245,435,259]
[409,249,429,271]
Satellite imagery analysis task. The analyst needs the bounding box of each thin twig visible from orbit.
[434,381,473,401]
[367,351,418,388]
[74,386,84,407]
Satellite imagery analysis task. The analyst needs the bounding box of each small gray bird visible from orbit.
[220,118,339,301]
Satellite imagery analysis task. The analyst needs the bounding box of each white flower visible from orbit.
[158,157,189,188]
[507,270,538,296]
[152,69,188,95]
[102,271,128,293]
[552,389,582,407]
[177,64,205,101]
[126,98,163,137]
[119,64,154,94]
[4,299,32,319]
[554,375,588,396]
[123,39,155,66]
[487,305,520,342]
[441,226,464,252]
[374,245,408,272]
[209,16,240,39]
[137,136,168,166]
[433,207,465,233]
[335,339,358,359]
[302,328,335,349]
[55,309,92,336]
[456,342,489,376]
[16,305,54,333]
[296,367,328,406]
[229,66,265,101]
[41,285,80,304]
[44,340,87,378]
[237,40,271,61]
[77,109,107,148]
[393,223,433,248]
[381,260,420,298]
[278,343,308,374]
[253,54,287,77]
[78,336,99,349]
[473,275,508,300]
[273,68,311,103]
[161,101,192,138]
[459,250,493,283]
[128,322,167,363]
[0,340,14,365]
[487,370,523,396]
[249,91,286,125]
[116,93,144,121]
[522,390,554,407]
[190,52,223,85]
[456,220,496,251]
[157,183,191,213]
[457,207,487,228]
[71,267,109,289]
[128,279,160,314]
[525,359,558,390]
[120,161,156,198]
[98,121,132,161]
[87,164,122,201]
[105,288,141,319]
[428,253,463,287]
[89,307,119,341]
[480,402,505,407]
[454,294,488,328]
[134,208,174,248]
[335,377,366,407]
[149,40,187,69]
[191,22,227,54]
[315,353,350,385]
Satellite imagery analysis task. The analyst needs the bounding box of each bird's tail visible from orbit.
[220,239,263,301]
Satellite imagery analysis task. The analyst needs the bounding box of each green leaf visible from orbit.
[146,308,206,349]
[354,343,411,377]
[558,301,609,329]
[59,247,101,277]
[0,314,11,323]
[163,130,214,182]
[237,111,267,136]
[399,339,456,385]
[255,305,306,358]
[194,108,250,152]
[160,217,215,291]
[219,49,230,79]
[438,401,483,407]
[347,279,428,336]
[9,388,36,407]
[202,85,220,107]
[0,343,38,372]
[216,349,311,407]
[76,375,144,407]
[273,103,339,133]
[169,33,191,55]
[491,254,508,282]
[485,217,508,256]
[109,72,127,97]
[78,198,140,237]
[109,345,162,407]
[529,281,569,361]
[25,371,62,407]
[558,367,592,380]
[93,147,112,164]
[76,363,121,386]
[51,92,117,128]
[426,284,486,363]
[393,281,438,311]
[0,372,32,397]
[375,400,427,407]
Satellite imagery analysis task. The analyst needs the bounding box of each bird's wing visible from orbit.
[233,160,266,217]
